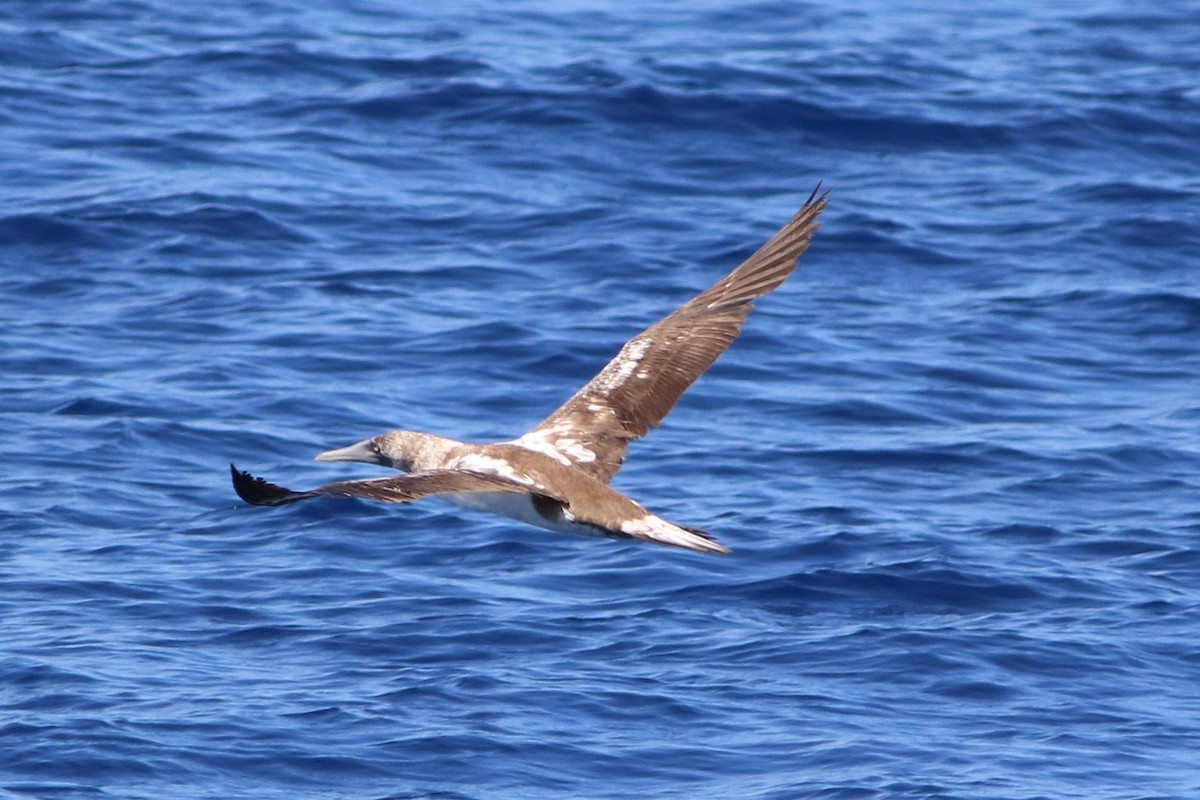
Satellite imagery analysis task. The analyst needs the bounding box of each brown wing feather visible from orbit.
[515,185,829,481]
[231,464,545,507]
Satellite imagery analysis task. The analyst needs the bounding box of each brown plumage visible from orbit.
[515,184,829,480]
[231,186,828,554]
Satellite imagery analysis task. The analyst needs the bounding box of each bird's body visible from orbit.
[232,186,828,554]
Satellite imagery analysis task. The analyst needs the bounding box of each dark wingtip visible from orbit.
[230,463,306,507]
[806,181,830,206]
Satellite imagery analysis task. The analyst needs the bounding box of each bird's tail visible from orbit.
[619,513,731,554]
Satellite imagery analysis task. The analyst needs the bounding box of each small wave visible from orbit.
[0,213,111,249]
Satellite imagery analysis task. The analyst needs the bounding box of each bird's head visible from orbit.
[314,436,392,467]
[314,430,433,472]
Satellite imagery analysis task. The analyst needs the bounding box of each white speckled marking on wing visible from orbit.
[451,453,539,487]
[512,426,598,466]
[599,336,650,391]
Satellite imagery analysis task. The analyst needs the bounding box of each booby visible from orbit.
[232,186,828,554]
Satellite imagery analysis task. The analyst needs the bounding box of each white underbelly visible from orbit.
[439,492,608,538]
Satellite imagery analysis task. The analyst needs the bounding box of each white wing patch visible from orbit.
[512,427,598,465]
[599,337,651,391]
[452,453,541,488]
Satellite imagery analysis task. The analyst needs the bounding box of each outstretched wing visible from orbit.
[230,464,548,507]
[513,185,829,481]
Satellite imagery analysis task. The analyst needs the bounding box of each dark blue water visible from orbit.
[3,1,1199,798]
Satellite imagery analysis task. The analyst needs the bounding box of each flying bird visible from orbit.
[232,186,828,554]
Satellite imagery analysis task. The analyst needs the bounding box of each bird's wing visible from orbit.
[513,185,828,482]
[230,464,556,507]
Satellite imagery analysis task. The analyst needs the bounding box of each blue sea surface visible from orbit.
[2,1,1199,798]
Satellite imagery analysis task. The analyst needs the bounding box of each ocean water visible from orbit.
[2,0,1199,798]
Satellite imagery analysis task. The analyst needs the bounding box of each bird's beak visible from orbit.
[314,439,384,465]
